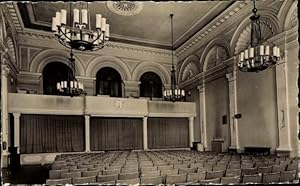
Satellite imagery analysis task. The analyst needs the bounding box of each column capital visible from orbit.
[226,71,236,82]
[1,64,10,77]
[188,116,194,120]
[123,80,141,86]
[13,113,21,118]
[197,84,205,92]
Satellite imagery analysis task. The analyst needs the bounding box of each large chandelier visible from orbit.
[56,49,86,97]
[51,2,110,51]
[163,14,185,102]
[237,0,280,72]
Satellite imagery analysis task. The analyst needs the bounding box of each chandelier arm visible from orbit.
[57,26,72,42]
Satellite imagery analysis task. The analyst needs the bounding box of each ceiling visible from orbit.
[17,1,234,49]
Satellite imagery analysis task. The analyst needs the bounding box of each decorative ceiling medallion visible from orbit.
[106,1,143,16]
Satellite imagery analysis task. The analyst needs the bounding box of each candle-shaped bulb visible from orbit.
[57,82,60,90]
[105,24,110,38]
[73,9,79,24]
[249,47,254,58]
[259,45,264,55]
[96,14,102,29]
[60,9,67,25]
[101,18,106,32]
[244,49,249,59]
[55,12,61,26]
[52,17,57,32]
[265,45,270,55]
[240,52,244,62]
[81,9,88,25]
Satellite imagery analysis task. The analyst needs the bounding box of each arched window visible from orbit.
[43,62,72,95]
[96,67,122,97]
[140,72,162,98]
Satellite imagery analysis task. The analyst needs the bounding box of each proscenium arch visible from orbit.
[131,61,170,85]
[86,56,131,81]
[30,49,85,76]
[178,55,200,84]
[230,11,280,56]
[199,38,231,72]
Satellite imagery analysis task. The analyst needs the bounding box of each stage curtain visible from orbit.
[90,117,143,151]
[20,114,85,153]
[148,117,189,149]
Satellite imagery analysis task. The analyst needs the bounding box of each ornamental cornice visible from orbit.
[106,42,171,57]
[176,1,251,58]
[4,2,23,34]
[19,30,172,57]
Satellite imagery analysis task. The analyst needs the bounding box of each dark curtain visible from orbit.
[148,117,189,149]
[140,72,162,98]
[96,67,122,97]
[20,114,85,154]
[43,62,72,95]
[90,117,143,151]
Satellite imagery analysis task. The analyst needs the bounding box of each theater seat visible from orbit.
[165,174,187,184]
[205,170,224,179]
[72,176,96,184]
[221,176,240,184]
[242,173,262,183]
[140,176,163,185]
[82,170,100,177]
[46,178,72,185]
[262,172,280,183]
[199,178,220,184]
[179,167,198,174]
[186,172,206,183]
[61,171,81,179]
[258,166,272,173]
[97,174,118,183]
[272,164,287,173]
[141,170,161,178]
[116,178,140,185]
[225,169,241,177]
[280,170,297,182]
[49,169,68,179]
[118,172,139,180]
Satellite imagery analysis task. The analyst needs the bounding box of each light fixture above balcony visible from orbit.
[52,2,110,51]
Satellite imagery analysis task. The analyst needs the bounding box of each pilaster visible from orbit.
[226,64,240,152]
[197,82,207,149]
[123,80,140,98]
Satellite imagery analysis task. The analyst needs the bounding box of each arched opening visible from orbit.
[139,72,162,99]
[43,62,72,95]
[96,67,122,97]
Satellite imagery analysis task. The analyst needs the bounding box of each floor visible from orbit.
[2,164,51,184]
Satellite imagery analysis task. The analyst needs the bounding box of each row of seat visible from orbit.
[49,164,297,179]
[47,150,299,185]
[46,170,298,185]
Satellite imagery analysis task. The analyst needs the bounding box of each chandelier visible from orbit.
[56,49,86,97]
[163,14,185,102]
[51,2,110,51]
[237,0,280,72]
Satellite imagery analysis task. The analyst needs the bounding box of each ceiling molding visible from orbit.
[174,1,227,45]
[5,2,23,33]
[176,1,251,58]
[18,29,172,58]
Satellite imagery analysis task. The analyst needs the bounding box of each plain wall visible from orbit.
[236,67,278,152]
[205,77,230,151]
